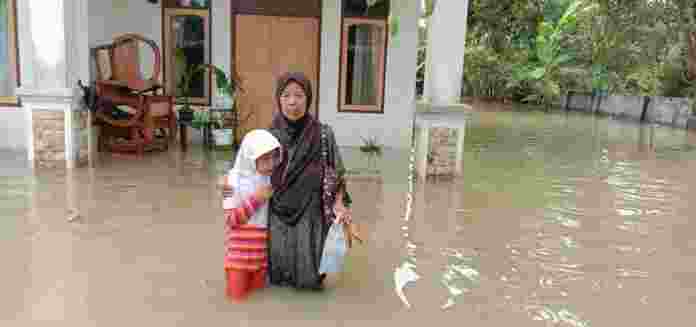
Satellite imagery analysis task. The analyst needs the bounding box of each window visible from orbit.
[339,1,388,113]
[163,1,211,105]
[0,0,18,105]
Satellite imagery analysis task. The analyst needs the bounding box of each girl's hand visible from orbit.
[224,210,248,226]
[253,183,273,200]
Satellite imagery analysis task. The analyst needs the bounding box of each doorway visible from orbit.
[234,14,320,139]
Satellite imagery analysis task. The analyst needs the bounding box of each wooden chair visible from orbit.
[91,33,176,156]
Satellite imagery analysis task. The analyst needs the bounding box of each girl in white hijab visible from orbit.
[222,129,281,301]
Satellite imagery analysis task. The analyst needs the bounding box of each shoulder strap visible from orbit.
[320,123,328,166]
[320,124,335,169]
[320,123,332,222]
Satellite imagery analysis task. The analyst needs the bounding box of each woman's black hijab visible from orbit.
[269,72,323,226]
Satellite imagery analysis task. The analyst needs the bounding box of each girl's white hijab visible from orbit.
[228,129,281,189]
[225,129,281,227]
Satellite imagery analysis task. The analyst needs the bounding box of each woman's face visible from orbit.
[279,81,307,121]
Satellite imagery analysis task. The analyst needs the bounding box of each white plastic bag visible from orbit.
[318,223,348,274]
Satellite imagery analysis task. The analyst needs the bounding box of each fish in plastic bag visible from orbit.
[319,222,348,274]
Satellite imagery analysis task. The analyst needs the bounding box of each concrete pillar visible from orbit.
[414,124,430,180]
[423,0,468,106]
[414,116,467,180]
[15,0,90,169]
[454,119,466,176]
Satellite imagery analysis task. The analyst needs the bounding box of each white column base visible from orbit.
[415,124,430,181]
[414,114,468,180]
[455,120,466,176]
[17,87,87,169]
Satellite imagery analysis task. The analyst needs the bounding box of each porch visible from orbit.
[0,0,424,169]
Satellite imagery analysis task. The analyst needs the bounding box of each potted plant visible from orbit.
[359,136,383,172]
[210,111,234,149]
[207,67,242,148]
[175,49,244,121]
[176,50,255,148]
[190,110,209,130]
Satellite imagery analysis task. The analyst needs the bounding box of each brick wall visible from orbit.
[32,111,65,168]
[426,127,458,176]
[76,111,90,166]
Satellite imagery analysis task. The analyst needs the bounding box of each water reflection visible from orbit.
[403,109,696,325]
[441,247,480,310]
[394,133,420,309]
[3,107,696,325]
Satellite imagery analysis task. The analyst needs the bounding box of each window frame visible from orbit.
[337,16,388,114]
[162,5,212,106]
[0,0,20,107]
[163,0,210,10]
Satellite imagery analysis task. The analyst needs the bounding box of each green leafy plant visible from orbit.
[175,49,243,109]
[510,0,595,107]
[175,49,254,132]
[625,64,662,95]
[190,110,209,129]
[359,136,383,156]
[463,45,513,98]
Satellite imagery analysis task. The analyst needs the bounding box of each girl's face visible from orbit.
[279,81,307,121]
[255,149,280,176]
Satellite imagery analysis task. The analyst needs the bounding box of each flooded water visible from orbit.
[2,109,696,326]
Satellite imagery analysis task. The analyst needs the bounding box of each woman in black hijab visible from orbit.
[267,72,352,290]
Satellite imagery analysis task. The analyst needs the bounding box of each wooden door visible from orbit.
[234,14,319,140]
[270,16,320,118]
[235,15,274,141]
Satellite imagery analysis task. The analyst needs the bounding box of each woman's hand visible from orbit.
[333,203,364,247]
[333,203,352,225]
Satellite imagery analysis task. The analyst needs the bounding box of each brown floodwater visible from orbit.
[2,109,696,326]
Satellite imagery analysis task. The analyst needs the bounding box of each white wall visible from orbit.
[0,107,27,151]
[88,0,162,79]
[84,0,416,149]
[87,0,230,81]
[319,0,418,149]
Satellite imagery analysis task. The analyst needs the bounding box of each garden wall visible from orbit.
[564,93,695,130]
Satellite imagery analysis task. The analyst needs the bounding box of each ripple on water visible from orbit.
[524,304,591,327]
[440,248,481,309]
[403,110,696,323]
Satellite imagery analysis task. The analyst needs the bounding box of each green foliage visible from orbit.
[359,136,383,156]
[660,43,694,97]
[506,0,591,107]
[175,49,242,110]
[463,45,513,98]
[190,111,209,129]
[625,64,662,95]
[457,0,694,104]
[560,67,592,93]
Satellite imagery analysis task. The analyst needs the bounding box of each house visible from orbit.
[0,0,421,168]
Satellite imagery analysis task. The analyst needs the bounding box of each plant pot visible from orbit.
[179,110,194,122]
[213,128,234,146]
